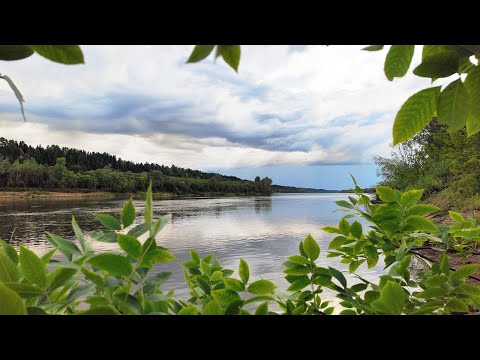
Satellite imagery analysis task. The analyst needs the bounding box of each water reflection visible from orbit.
[0,193,385,300]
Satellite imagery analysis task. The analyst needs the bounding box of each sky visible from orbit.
[0,45,434,190]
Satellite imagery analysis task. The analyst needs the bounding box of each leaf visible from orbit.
[88,254,132,277]
[224,278,245,292]
[0,283,26,315]
[335,200,353,209]
[0,74,27,121]
[190,249,201,264]
[95,214,121,230]
[81,268,104,287]
[376,186,397,203]
[200,260,211,276]
[363,45,384,51]
[88,231,117,243]
[400,189,424,208]
[350,221,363,239]
[393,87,441,145]
[80,306,119,315]
[0,45,34,61]
[187,45,215,63]
[41,249,56,264]
[202,300,224,315]
[351,283,368,292]
[239,258,250,284]
[303,234,320,261]
[364,245,379,269]
[439,254,450,275]
[287,277,311,292]
[0,251,19,283]
[0,239,18,264]
[72,216,88,254]
[19,245,46,288]
[217,45,241,72]
[465,68,480,136]
[322,226,343,234]
[145,271,172,286]
[405,216,438,232]
[283,265,310,276]
[117,234,142,259]
[328,236,348,251]
[121,200,136,228]
[178,305,199,315]
[339,218,350,236]
[371,281,405,314]
[145,182,153,229]
[139,249,176,268]
[48,268,77,291]
[46,232,81,259]
[255,302,269,315]
[407,204,441,216]
[3,283,43,298]
[27,45,84,64]
[212,289,241,306]
[449,211,464,224]
[329,267,347,288]
[451,264,479,281]
[287,255,310,265]
[211,271,223,281]
[445,298,469,314]
[384,45,415,80]
[437,79,471,132]
[127,223,149,237]
[413,45,460,79]
[247,280,277,295]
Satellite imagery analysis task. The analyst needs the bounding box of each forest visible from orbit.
[375,117,480,211]
[0,138,273,195]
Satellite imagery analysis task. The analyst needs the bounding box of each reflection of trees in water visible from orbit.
[254,197,272,214]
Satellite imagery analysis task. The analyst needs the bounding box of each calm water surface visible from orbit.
[0,193,384,299]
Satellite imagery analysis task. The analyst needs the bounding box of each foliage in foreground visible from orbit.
[1,180,479,315]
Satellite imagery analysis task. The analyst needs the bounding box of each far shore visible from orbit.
[0,190,176,201]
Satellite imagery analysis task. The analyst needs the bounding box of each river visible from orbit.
[0,193,385,299]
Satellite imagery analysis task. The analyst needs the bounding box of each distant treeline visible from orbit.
[271,185,337,193]
[0,138,273,195]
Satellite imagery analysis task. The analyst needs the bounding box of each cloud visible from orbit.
[0,45,436,172]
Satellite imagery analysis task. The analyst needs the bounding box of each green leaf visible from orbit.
[95,214,121,230]
[239,258,250,284]
[339,218,350,236]
[363,45,384,51]
[88,254,132,277]
[451,264,479,281]
[151,214,171,237]
[190,249,201,264]
[371,281,405,314]
[88,231,117,243]
[376,186,397,203]
[3,283,43,298]
[405,216,438,232]
[211,271,223,281]
[0,45,34,61]
[364,245,379,269]
[255,302,269,315]
[287,255,310,265]
[139,249,177,268]
[127,223,149,237]
[200,260,211,276]
[0,73,27,121]
[0,283,26,315]
[46,232,81,259]
[413,45,460,79]
[322,226,343,234]
[393,87,441,145]
[41,249,56,264]
[121,200,136,228]
[212,289,241,306]
[303,234,320,261]
[449,211,464,224]
[328,236,348,250]
[0,251,19,283]
[178,305,199,315]
[400,189,423,208]
[287,277,311,292]
[445,298,469,314]
[351,283,368,292]
[19,245,46,288]
[384,45,415,80]
[81,268,104,287]
[439,254,450,275]
[202,300,224,315]
[145,271,172,286]
[465,68,480,136]
[335,200,354,209]
[48,267,77,291]
[283,265,310,276]
[72,216,88,254]
[145,182,153,229]
[350,221,363,239]
[407,204,441,216]
[187,45,215,63]
[437,79,471,132]
[117,234,142,258]
[0,239,18,264]
[247,280,277,295]
[329,267,347,288]
[217,45,241,72]
[28,45,84,64]
[80,306,119,315]
[224,278,245,292]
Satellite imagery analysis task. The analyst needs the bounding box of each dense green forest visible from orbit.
[375,117,480,210]
[0,138,274,195]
